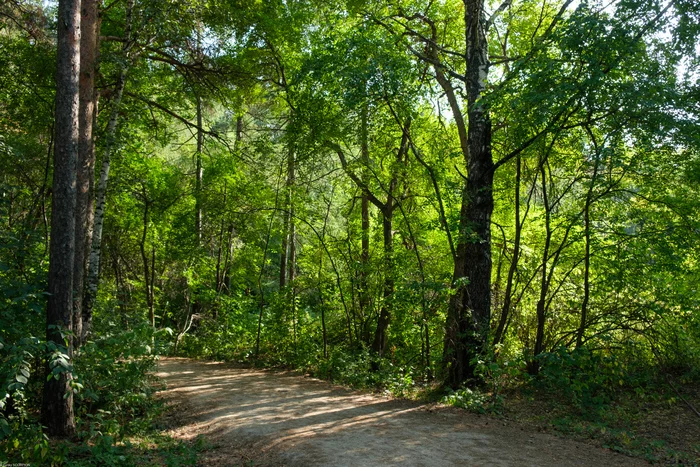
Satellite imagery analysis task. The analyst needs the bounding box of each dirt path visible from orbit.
[156,358,646,466]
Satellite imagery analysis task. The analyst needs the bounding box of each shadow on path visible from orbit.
[157,357,645,467]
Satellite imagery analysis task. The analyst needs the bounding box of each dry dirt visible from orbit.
[156,357,647,466]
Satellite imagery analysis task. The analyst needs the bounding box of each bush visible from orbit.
[536,346,651,412]
[73,321,161,441]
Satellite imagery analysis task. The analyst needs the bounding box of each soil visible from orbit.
[156,357,648,466]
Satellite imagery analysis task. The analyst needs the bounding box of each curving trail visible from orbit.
[157,357,646,466]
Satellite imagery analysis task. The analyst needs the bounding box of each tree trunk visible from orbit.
[577,141,601,348]
[530,161,552,375]
[73,0,98,348]
[371,207,394,358]
[139,200,155,327]
[279,151,293,289]
[256,165,285,356]
[361,115,375,348]
[194,94,203,244]
[577,196,591,349]
[443,0,494,387]
[111,251,129,326]
[42,0,79,438]
[493,154,521,346]
[287,147,296,287]
[82,0,133,339]
[318,192,333,359]
[370,121,407,359]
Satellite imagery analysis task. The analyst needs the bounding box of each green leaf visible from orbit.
[15,374,28,384]
[0,419,10,437]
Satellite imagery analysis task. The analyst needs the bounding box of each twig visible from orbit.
[664,373,700,419]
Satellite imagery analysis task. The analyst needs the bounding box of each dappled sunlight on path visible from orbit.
[157,358,646,467]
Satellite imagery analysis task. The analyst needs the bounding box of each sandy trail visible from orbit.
[156,357,645,466]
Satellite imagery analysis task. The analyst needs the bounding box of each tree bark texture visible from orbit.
[443,0,494,387]
[73,0,98,347]
[42,0,80,438]
[443,0,494,386]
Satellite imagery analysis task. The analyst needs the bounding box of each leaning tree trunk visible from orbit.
[42,0,79,438]
[73,0,98,347]
[443,0,494,387]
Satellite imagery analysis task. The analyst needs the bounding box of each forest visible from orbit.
[1,0,699,464]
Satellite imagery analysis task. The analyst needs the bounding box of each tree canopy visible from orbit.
[1,0,699,462]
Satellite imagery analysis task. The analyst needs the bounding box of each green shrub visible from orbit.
[73,321,161,441]
[536,346,652,413]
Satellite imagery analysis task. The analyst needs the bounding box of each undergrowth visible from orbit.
[0,318,207,466]
[176,319,700,464]
[506,347,700,464]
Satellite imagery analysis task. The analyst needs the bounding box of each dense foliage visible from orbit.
[1,0,699,462]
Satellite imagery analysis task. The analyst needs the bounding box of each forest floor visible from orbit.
[155,357,648,466]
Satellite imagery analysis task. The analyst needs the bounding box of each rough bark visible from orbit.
[42,0,79,438]
[443,0,494,387]
[82,64,127,334]
[73,0,98,347]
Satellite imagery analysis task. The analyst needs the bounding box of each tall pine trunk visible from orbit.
[42,0,80,438]
[73,0,98,347]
